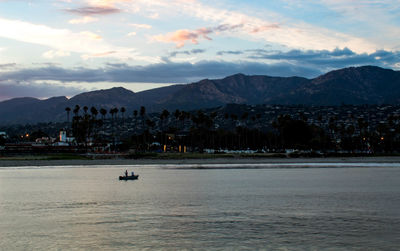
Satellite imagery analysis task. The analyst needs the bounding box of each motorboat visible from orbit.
[119,174,139,180]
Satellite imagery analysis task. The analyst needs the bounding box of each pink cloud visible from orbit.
[153,22,280,48]
[82,50,116,59]
[251,24,280,33]
[153,24,245,48]
[154,28,212,48]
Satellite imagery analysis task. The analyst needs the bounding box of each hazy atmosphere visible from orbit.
[1,0,400,100]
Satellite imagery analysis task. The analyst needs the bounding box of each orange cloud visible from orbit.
[153,24,246,48]
[251,24,280,33]
[154,28,212,48]
[80,31,102,40]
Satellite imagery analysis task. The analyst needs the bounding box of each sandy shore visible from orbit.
[1,156,400,167]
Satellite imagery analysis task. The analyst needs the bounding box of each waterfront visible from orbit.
[1,164,400,250]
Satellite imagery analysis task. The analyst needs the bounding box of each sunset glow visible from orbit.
[0,0,399,100]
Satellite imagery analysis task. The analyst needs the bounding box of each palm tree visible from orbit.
[133,110,138,129]
[140,106,146,118]
[109,108,118,152]
[88,107,98,143]
[255,113,262,150]
[174,109,180,129]
[109,108,115,120]
[180,111,189,131]
[100,108,107,120]
[99,108,107,143]
[114,107,119,120]
[120,107,126,120]
[132,109,139,148]
[83,106,88,115]
[65,107,71,124]
[159,112,165,132]
[90,106,98,119]
[139,106,146,150]
[140,106,146,131]
[73,105,80,117]
[160,109,170,132]
[210,111,217,149]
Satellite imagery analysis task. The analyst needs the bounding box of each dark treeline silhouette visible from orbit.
[60,105,400,154]
[3,104,400,155]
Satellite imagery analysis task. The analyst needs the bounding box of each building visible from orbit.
[59,130,75,144]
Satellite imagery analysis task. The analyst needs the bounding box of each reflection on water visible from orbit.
[1,165,400,250]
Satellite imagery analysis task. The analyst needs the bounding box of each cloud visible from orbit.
[81,51,117,59]
[0,80,84,101]
[79,31,102,40]
[142,0,379,53]
[58,0,388,53]
[217,51,244,56]
[0,63,17,69]
[43,50,71,59]
[87,0,129,7]
[286,0,400,50]
[246,48,400,71]
[65,6,121,16]
[153,24,242,48]
[154,28,212,48]
[69,16,98,24]
[127,32,137,37]
[58,0,391,53]
[0,60,322,86]
[1,48,398,88]
[0,47,399,101]
[129,23,152,29]
[169,49,205,58]
[0,17,150,61]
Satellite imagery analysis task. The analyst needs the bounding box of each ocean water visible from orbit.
[1,164,400,250]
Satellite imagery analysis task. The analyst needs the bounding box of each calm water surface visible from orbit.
[1,164,400,250]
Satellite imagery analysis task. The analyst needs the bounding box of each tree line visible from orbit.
[2,104,399,154]
[62,104,400,154]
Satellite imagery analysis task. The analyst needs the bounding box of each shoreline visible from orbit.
[1,156,400,167]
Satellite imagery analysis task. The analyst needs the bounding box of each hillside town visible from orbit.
[1,103,400,156]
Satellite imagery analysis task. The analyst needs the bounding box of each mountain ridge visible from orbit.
[0,65,399,125]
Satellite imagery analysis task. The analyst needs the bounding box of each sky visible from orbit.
[0,0,400,101]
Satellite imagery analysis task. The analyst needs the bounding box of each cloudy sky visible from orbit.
[0,0,399,100]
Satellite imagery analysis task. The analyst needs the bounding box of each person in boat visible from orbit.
[131,171,134,176]
[125,170,128,177]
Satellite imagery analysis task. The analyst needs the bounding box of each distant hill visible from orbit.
[159,74,309,110]
[0,65,399,125]
[0,96,68,125]
[275,66,400,105]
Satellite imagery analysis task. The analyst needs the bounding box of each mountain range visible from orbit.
[1,65,400,125]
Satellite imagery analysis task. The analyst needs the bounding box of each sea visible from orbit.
[1,163,400,250]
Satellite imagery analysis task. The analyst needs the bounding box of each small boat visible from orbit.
[119,174,139,180]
